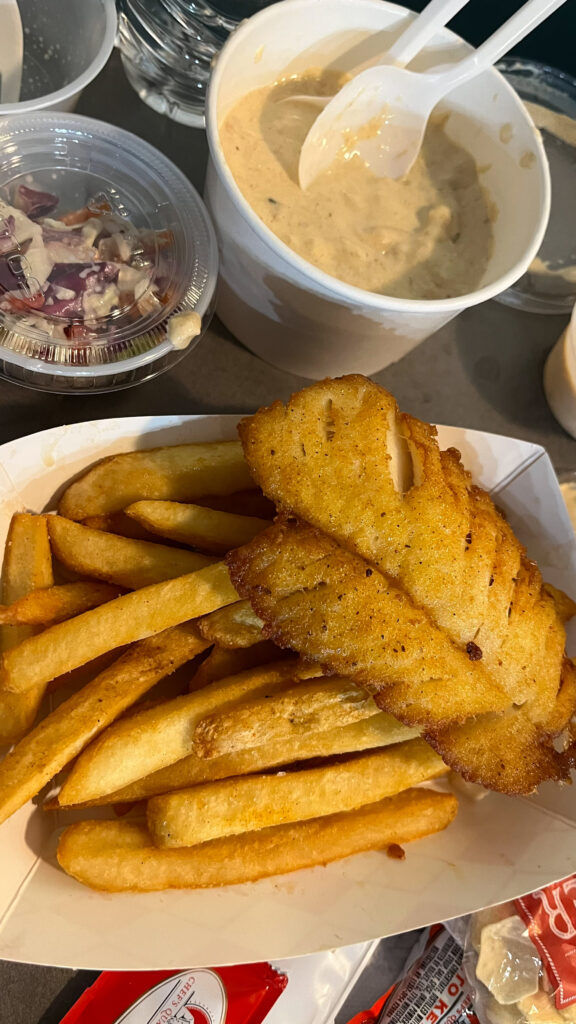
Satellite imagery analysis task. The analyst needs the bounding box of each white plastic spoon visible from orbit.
[0,0,23,105]
[284,0,471,111]
[298,0,568,188]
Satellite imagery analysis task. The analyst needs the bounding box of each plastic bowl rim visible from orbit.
[0,0,118,116]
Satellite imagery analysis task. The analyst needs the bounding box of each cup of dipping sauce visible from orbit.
[0,113,218,393]
[543,303,576,439]
[205,0,550,379]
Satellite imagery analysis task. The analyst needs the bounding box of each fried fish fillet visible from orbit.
[237,376,574,736]
[228,519,576,793]
[228,375,576,794]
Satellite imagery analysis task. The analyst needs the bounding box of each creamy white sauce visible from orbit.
[220,69,495,300]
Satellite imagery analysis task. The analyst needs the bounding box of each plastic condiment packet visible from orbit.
[462,874,576,1024]
[341,925,479,1024]
[58,963,287,1024]
[516,876,576,1009]
[55,945,384,1024]
[476,917,540,1005]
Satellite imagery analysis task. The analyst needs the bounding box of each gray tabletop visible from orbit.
[0,48,575,1024]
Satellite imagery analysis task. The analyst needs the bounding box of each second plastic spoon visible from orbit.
[298,0,568,188]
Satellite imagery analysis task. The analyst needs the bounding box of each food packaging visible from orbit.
[463,876,576,1024]
[0,113,217,392]
[59,963,287,1024]
[205,0,549,379]
[0,415,576,969]
[341,925,478,1024]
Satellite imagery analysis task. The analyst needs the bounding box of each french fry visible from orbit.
[54,710,418,807]
[57,659,319,805]
[47,516,214,589]
[197,599,264,649]
[58,441,254,520]
[57,789,458,891]
[147,740,447,847]
[125,501,269,555]
[47,652,124,695]
[0,581,122,626]
[0,562,238,694]
[0,624,208,825]
[194,676,381,759]
[189,640,285,690]
[82,513,166,543]
[0,514,54,744]
[195,489,275,519]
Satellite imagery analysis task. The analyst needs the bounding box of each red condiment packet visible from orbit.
[516,873,576,1009]
[59,963,287,1024]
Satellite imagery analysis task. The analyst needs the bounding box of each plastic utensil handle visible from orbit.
[386,0,471,67]
[435,0,568,93]
[471,0,567,66]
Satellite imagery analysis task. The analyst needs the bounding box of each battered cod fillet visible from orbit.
[227,376,576,794]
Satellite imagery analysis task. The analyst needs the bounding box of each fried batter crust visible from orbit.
[228,520,574,794]
[229,376,576,794]
[238,376,571,733]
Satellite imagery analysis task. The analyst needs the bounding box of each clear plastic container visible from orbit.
[0,0,117,115]
[496,58,576,315]
[117,0,279,128]
[0,113,218,393]
[543,302,576,438]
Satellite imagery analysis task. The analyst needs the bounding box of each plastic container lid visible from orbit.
[0,112,218,392]
[496,58,576,315]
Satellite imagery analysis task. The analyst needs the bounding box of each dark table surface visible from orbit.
[1,28,576,1024]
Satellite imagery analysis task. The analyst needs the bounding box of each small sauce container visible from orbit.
[543,303,576,438]
[0,113,218,392]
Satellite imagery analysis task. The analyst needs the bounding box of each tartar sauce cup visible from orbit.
[205,0,550,379]
[0,113,218,393]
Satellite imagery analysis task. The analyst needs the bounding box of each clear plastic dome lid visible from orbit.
[0,113,218,387]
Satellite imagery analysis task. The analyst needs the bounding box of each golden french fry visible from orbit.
[57,788,458,891]
[82,513,165,543]
[47,516,214,589]
[197,600,264,649]
[195,489,275,519]
[189,640,284,690]
[58,659,318,805]
[194,676,381,759]
[58,441,253,520]
[544,583,576,624]
[0,581,122,626]
[47,652,124,695]
[0,624,208,825]
[54,710,418,807]
[148,739,447,847]
[0,514,54,744]
[0,562,238,695]
[125,501,269,555]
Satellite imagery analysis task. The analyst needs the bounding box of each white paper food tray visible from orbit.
[0,414,575,971]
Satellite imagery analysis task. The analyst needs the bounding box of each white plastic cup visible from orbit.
[205,0,550,379]
[543,305,576,438]
[0,0,117,116]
